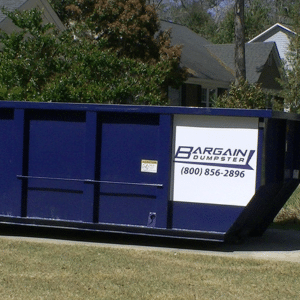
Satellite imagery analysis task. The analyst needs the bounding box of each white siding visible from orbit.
[263,31,291,61]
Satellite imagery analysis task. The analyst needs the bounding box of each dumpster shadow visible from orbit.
[217,228,300,252]
[201,228,300,263]
[1,224,300,256]
[154,228,300,254]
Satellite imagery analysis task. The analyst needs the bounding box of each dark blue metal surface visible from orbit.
[0,101,299,243]
[0,109,23,216]
[264,118,287,184]
[255,118,265,190]
[171,202,244,232]
[22,110,90,221]
[97,113,161,226]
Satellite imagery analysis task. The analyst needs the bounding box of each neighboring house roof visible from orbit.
[160,20,234,85]
[206,42,281,86]
[248,23,295,43]
[248,23,295,61]
[0,0,65,33]
[161,20,282,90]
[0,0,27,21]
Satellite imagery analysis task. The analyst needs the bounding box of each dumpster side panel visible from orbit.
[171,202,244,232]
[285,120,300,180]
[0,108,24,216]
[97,113,163,227]
[255,118,265,190]
[23,110,91,222]
[264,118,286,184]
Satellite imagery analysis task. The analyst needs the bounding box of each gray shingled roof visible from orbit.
[206,42,277,84]
[0,0,28,23]
[160,20,279,86]
[160,20,234,82]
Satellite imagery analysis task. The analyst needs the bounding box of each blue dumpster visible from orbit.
[0,101,299,242]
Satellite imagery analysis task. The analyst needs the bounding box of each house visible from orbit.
[0,0,65,34]
[248,23,295,62]
[206,43,281,91]
[161,21,282,107]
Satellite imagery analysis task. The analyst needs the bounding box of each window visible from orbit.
[182,84,227,107]
[200,88,216,107]
[182,84,201,107]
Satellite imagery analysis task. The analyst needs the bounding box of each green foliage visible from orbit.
[51,0,185,66]
[277,2,300,113]
[214,80,272,109]
[49,0,299,46]
[49,0,75,23]
[244,0,271,41]
[278,50,300,113]
[0,8,185,104]
[156,0,276,44]
[66,0,160,61]
[2,7,56,36]
[212,0,272,44]
[211,8,235,44]
[160,1,217,40]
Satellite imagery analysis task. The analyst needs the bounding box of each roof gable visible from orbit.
[248,23,295,43]
[206,42,281,88]
[248,23,295,61]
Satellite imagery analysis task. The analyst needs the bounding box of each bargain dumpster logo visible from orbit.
[174,146,256,170]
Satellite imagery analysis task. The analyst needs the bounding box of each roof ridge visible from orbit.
[205,45,235,76]
[248,23,295,43]
[160,19,184,27]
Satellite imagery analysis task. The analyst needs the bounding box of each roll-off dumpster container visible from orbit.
[0,101,299,242]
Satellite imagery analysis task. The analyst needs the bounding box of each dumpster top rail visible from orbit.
[0,101,299,120]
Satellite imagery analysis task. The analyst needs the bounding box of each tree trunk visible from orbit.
[234,0,246,85]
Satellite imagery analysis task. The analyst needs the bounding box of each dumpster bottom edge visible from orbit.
[0,216,226,243]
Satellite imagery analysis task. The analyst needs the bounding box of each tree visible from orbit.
[65,0,161,61]
[50,0,182,64]
[48,0,75,23]
[158,0,217,40]
[157,0,218,41]
[0,8,186,104]
[244,0,272,41]
[214,79,273,109]
[234,0,245,85]
[211,8,235,44]
[49,0,186,90]
[212,0,272,44]
[278,2,300,112]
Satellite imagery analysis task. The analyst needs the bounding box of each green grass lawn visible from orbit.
[0,238,299,300]
[274,184,300,227]
[0,186,299,299]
